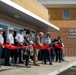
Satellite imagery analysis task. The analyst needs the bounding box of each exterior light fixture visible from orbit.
[14,14,20,18]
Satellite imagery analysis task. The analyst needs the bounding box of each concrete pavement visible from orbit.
[0,57,76,75]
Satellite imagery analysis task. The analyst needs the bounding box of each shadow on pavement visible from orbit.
[57,66,76,75]
[0,68,15,72]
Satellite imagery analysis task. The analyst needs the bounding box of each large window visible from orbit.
[63,10,71,19]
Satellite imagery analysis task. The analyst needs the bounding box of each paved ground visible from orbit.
[0,57,76,75]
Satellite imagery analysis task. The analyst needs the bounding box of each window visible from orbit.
[63,10,71,19]
[32,31,36,41]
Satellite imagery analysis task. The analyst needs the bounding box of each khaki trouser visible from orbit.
[33,49,39,64]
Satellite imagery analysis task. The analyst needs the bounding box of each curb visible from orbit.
[48,61,76,75]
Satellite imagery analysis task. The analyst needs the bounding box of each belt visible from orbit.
[7,43,14,45]
[20,42,23,43]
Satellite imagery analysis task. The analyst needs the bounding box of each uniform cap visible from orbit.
[9,28,14,31]
[0,28,3,31]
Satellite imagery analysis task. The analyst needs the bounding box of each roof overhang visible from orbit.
[37,0,76,8]
[0,0,60,31]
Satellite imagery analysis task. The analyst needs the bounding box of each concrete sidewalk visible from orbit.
[0,57,76,75]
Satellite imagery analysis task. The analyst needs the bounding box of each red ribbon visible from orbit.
[55,44,64,50]
[33,45,52,50]
[0,42,52,50]
[3,44,30,50]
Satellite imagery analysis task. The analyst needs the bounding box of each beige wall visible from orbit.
[48,8,76,28]
[50,20,76,28]
[12,0,49,21]
[48,8,76,20]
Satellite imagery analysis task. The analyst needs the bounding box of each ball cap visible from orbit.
[9,28,14,31]
[0,28,3,31]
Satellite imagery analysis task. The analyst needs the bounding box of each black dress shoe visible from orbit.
[56,61,58,62]
[19,61,24,64]
[5,64,11,66]
[44,62,46,65]
[62,59,64,61]
[59,61,61,63]
[50,63,52,65]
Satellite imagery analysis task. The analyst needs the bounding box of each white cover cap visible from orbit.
[0,28,3,31]
[9,28,14,31]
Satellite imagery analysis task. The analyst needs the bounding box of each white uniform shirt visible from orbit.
[8,33,14,44]
[15,34,24,42]
[0,34,4,44]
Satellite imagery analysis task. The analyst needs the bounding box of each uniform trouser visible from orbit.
[14,43,23,64]
[56,49,62,62]
[0,46,3,58]
[5,49,12,65]
[19,48,22,62]
[14,50,18,64]
[14,48,22,63]
[33,49,39,64]
[43,50,52,64]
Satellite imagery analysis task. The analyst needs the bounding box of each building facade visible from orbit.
[0,0,59,60]
[37,0,76,56]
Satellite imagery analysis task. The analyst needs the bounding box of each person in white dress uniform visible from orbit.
[5,28,14,66]
[0,28,4,58]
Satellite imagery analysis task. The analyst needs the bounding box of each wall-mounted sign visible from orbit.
[68,29,76,39]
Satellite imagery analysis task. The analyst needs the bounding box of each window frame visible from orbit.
[63,10,71,19]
